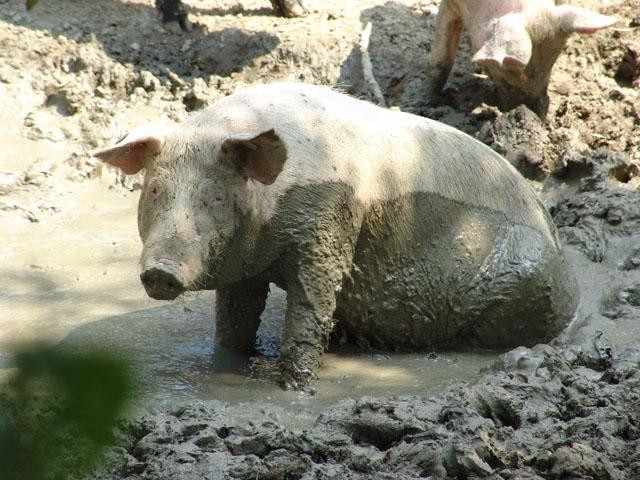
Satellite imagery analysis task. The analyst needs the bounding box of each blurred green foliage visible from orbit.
[0,345,133,480]
[26,0,39,10]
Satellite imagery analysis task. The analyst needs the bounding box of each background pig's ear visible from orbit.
[219,129,287,185]
[471,16,532,68]
[93,128,165,175]
[555,6,617,34]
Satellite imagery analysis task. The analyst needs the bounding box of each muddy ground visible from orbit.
[0,0,639,478]
[95,337,640,480]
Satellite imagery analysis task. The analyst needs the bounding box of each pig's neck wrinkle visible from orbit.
[206,210,284,289]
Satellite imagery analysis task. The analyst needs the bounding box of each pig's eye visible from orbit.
[203,196,223,209]
[148,181,159,196]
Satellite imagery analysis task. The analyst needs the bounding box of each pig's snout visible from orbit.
[140,264,186,300]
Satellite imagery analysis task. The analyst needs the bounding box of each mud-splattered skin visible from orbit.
[95,83,577,389]
[337,191,575,350]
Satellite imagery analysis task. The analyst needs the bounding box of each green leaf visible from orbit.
[0,345,134,480]
[26,0,39,11]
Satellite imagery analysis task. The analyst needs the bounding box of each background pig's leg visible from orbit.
[215,278,270,353]
[154,0,189,31]
[426,0,464,98]
[270,0,309,18]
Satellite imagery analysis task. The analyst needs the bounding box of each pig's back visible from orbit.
[204,83,555,240]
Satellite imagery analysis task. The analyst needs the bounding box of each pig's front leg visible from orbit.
[425,0,464,100]
[215,278,269,353]
[279,264,343,391]
[279,226,358,390]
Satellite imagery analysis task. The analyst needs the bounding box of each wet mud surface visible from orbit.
[91,337,640,479]
[0,0,639,478]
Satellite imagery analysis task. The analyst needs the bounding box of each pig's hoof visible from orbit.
[162,20,187,33]
[280,368,316,393]
[282,378,297,390]
[282,380,316,395]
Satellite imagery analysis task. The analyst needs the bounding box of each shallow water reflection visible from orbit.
[55,288,496,419]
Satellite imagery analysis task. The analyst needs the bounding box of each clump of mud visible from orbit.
[89,335,640,480]
[551,150,640,262]
[477,105,551,180]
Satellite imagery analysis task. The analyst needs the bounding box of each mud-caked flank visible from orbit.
[333,189,577,350]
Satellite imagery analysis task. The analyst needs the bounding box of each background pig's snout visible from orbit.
[140,265,186,300]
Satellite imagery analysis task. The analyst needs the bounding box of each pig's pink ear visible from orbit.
[554,5,617,34]
[472,15,532,69]
[219,129,287,185]
[93,128,165,175]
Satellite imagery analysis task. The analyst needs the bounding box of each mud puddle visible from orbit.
[58,289,497,423]
[0,178,152,364]
[563,239,640,347]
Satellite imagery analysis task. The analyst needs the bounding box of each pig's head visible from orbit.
[471,4,617,118]
[94,125,287,300]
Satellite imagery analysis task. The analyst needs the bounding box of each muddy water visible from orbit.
[1,170,631,425]
[1,179,153,356]
[58,291,496,420]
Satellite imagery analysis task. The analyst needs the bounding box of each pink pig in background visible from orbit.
[427,0,617,117]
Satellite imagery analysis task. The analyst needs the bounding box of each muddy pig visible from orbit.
[94,83,577,389]
[427,0,617,117]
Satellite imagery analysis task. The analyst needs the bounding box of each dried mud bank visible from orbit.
[93,336,640,480]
